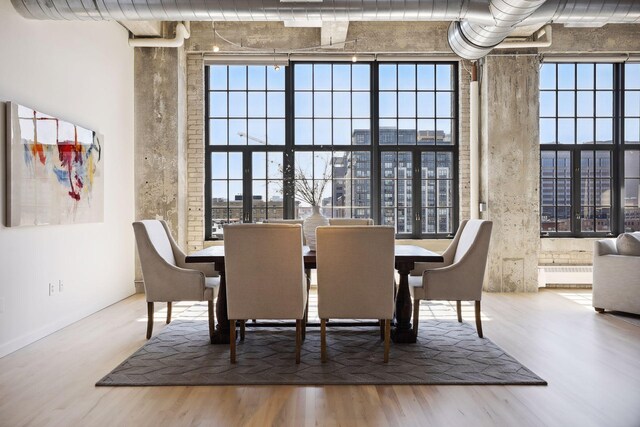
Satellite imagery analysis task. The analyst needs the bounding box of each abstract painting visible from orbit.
[5,102,104,226]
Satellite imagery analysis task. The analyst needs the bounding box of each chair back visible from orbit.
[451,219,493,286]
[316,226,395,320]
[134,220,176,266]
[263,219,306,244]
[224,224,306,320]
[328,218,374,226]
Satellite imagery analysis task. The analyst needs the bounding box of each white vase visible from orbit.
[303,205,329,251]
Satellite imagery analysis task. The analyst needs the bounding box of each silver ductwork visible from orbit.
[10,0,640,59]
[448,0,547,60]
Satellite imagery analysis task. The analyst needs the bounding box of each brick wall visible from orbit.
[186,54,205,252]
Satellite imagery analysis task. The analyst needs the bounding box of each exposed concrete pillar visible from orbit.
[134,46,187,284]
[479,55,540,292]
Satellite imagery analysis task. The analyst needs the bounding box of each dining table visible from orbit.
[185,244,443,344]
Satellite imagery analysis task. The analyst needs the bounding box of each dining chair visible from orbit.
[328,218,374,226]
[224,223,307,364]
[316,226,395,363]
[133,220,220,339]
[409,219,493,338]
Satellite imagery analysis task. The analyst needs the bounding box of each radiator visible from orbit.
[538,266,593,287]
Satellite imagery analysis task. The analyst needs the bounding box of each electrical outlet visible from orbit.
[59,280,64,292]
[49,283,55,296]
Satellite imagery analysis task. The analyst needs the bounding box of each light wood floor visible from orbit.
[1,289,639,427]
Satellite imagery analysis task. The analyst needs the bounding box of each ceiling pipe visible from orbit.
[128,22,190,48]
[447,0,548,60]
[494,24,552,49]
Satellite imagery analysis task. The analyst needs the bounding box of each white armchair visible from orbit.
[409,219,493,338]
[593,234,640,315]
[224,223,307,364]
[316,226,395,363]
[133,220,220,339]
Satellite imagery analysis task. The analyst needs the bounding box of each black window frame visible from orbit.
[539,61,639,237]
[205,61,459,240]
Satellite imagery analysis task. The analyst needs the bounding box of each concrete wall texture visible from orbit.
[134,22,639,291]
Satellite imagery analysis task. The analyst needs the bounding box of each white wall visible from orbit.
[0,2,135,357]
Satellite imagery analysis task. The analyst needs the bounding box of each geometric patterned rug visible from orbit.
[97,318,546,386]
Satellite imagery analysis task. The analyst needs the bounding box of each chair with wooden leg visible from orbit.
[409,219,493,338]
[133,220,220,340]
[316,226,395,363]
[224,223,307,364]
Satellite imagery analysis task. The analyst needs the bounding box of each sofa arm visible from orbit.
[594,239,617,257]
[592,254,640,315]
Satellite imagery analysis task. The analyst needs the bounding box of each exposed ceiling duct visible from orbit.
[447,0,547,60]
[10,0,640,59]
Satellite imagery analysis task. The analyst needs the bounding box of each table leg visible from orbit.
[211,268,232,345]
[392,263,417,343]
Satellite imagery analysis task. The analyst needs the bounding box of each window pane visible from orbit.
[209,65,227,90]
[625,91,640,117]
[333,64,350,90]
[267,66,285,90]
[229,92,247,117]
[558,64,575,89]
[540,91,556,117]
[398,92,416,117]
[267,92,285,117]
[314,64,331,90]
[295,92,312,117]
[314,92,332,118]
[540,64,556,90]
[228,66,246,90]
[577,64,594,90]
[398,64,416,90]
[209,92,227,117]
[435,65,452,90]
[333,92,351,118]
[209,119,227,145]
[417,65,435,90]
[379,64,397,90]
[596,64,613,90]
[248,92,266,117]
[295,64,312,90]
[352,65,370,90]
[248,66,266,90]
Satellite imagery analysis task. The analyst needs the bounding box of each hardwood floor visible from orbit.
[0,289,639,427]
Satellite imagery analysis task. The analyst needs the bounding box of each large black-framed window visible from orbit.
[205,61,459,240]
[539,62,640,236]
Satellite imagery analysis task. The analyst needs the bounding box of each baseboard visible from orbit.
[0,291,135,359]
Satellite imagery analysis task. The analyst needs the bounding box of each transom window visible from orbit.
[539,62,640,236]
[205,62,458,240]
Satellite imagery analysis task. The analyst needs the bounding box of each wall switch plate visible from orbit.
[49,283,55,296]
[59,280,64,292]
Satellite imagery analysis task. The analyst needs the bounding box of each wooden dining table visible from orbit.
[186,244,443,344]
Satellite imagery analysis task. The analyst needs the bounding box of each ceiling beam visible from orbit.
[120,21,163,37]
[321,21,349,49]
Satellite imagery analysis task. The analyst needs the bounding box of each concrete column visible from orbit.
[134,46,187,284]
[480,55,540,292]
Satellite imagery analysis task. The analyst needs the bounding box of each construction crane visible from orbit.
[238,131,266,145]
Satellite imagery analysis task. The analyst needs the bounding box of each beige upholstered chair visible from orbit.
[264,219,306,244]
[316,226,395,363]
[409,219,493,338]
[133,220,220,339]
[328,218,374,226]
[224,223,307,364]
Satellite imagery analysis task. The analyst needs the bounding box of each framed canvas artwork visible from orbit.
[5,102,104,226]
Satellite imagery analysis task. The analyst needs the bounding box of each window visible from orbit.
[539,62,640,236]
[205,62,458,239]
[378,63,457,237]
[625,63,640,231]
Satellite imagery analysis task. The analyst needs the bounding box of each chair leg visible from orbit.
[379,319,385,340]
[384,319,391,363]
[166,302,172,324]
[321,319,327,363]
[412,299,420,337]
[230,319,236,364]
[207,300,215,342]
[475,301,483,338]
[146,302,154,339]
[456,300,462,323]
[594,307,605,313]
[296,319,302,364]
[240,320,246,341]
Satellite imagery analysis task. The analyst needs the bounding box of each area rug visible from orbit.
[97,319,546,386]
